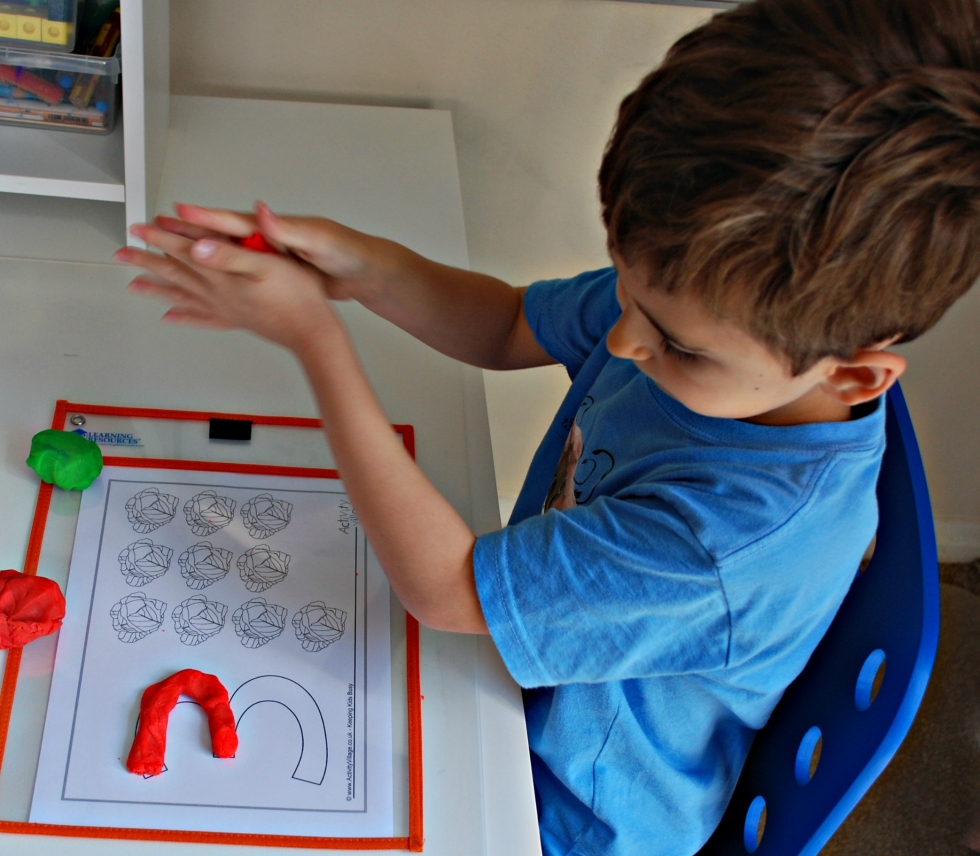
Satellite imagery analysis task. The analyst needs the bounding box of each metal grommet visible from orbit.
[69,415,86,426]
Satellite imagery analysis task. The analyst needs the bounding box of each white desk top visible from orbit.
[0,96,540,856]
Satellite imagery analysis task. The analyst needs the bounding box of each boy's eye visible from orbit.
[662,338,699,362]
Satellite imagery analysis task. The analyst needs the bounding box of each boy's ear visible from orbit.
[819,344,907,407]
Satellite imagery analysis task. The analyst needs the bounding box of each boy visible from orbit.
[114,0,980,852]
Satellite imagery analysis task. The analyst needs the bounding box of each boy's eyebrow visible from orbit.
[634,301,707,354]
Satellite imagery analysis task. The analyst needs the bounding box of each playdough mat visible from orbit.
[0,401,422,851]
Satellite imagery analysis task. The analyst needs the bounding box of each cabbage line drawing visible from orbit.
[125,488,179,533]
[172,595,227,645]
[237,544,290,592]
[183,490,237,536]
[179,541,233,590]
[233,598,288,648]
[241,493,292,539]
[292,602,347,652]
[118,538,172,587]
[110,592,167,643]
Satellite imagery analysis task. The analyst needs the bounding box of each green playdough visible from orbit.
[26,429,104,491]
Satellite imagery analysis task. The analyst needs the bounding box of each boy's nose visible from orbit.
[606,316,653,362]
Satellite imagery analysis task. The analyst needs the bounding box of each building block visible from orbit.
[0,14,15,39]
[41,20,68,45]
[15,15,42,42]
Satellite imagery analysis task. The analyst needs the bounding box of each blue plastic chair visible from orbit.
[697,383,941,856]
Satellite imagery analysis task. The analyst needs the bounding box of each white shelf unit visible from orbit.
[0,0,169,262]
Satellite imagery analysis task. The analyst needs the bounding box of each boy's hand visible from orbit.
[114,222,339,353]
[162,202,393,304]
[153,201,554,372]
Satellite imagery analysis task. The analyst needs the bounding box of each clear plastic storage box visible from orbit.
[0,1,82,52]
[0,43,119,132]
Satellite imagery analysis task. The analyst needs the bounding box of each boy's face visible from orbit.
[606,254,853,425]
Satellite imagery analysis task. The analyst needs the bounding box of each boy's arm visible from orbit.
[159,204,557,372]
[114,227,488,635]
[295,325,488,634]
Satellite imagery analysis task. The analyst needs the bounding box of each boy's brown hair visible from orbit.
[599,0,980,374]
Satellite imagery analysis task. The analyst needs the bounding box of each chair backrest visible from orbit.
[697,383,941,856]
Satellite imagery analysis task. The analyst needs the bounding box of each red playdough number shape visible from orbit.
[126,669,238,777]
[0,569,66,650]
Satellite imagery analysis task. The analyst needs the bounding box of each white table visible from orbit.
[0,96,540,856]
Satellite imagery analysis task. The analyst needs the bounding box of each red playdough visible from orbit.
[0,570,66,650]
[126,669,238,777]
[237,232,280,255]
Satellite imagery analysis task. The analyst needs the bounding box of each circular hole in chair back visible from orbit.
[794,726,823,786]
[855,649,887,712]
[743,795,767,853]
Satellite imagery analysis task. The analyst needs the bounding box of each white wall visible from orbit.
[170,0,980,559]
[898,291,980,561]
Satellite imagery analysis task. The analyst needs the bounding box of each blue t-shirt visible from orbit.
[472,268,886,856]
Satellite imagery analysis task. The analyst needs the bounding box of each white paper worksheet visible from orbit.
[30,465,394,837]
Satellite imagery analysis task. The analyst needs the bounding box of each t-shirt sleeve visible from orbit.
[473,495,731,688]
[523,267,622,380]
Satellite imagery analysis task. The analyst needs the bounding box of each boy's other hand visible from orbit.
[114,222,339,354]
[153,207,254,245]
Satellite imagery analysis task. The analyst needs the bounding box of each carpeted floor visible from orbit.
[821,565,980,855]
